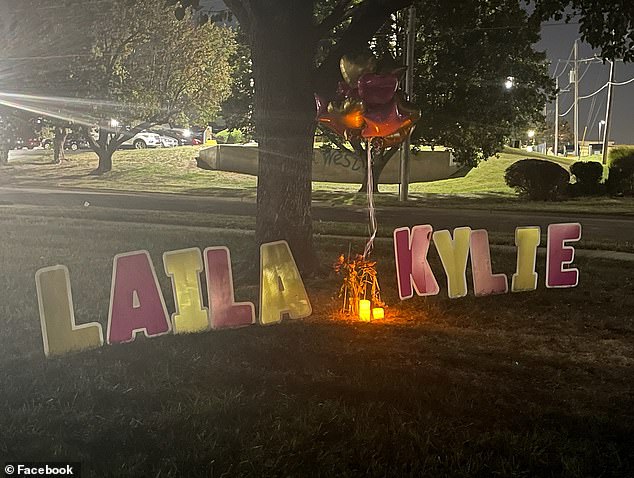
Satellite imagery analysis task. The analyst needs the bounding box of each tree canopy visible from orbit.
[0,0,236,171]
[532,0,634,61]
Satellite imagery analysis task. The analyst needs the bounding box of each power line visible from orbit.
[559,75,634,116]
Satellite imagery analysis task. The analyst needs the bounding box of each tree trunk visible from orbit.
[53,127,68,164]
[251,4,318,273]
[96,149,113,173]
[0,149,8,166]
[90,129,113,174]
[358,148,399,193]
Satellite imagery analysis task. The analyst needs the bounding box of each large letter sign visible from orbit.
[393,225,440,300]
[512,227,541,293]
[470,229,508,297]
[546,223,582,288]
[433,227,472,299]
[204,247,255,329]
[35,241,313,357]
[164,248,209,334]
[259,241,312,325]
[107,251,171,344]
[36,266,104,358]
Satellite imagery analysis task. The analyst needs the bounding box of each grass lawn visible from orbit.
[3,146,634,216]
[0,209,632,477]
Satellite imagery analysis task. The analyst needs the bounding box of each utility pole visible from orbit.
[399,4,416,202]
[602,60,616,165]
[554,76,559,156]
[573,39,579,157]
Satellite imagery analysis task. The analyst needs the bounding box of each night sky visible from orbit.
[538,23,634,145]
[203,0,633,144]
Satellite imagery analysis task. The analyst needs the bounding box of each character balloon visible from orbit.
[316,52,421,150]
[316,53,422,259]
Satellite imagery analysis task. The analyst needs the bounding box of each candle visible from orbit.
[372,307,384,320]
[359,300,371,322]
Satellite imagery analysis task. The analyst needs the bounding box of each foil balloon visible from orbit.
[358,73,399,105]
[317,53,421,150]
[340,53,377,86]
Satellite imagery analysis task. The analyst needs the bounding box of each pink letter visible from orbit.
[393,225,440,300]
[107,251,171,344]
[546,223,582,288]
[204,247,255,329]
[470,230,508,296]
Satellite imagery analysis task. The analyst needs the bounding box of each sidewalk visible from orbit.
[0,185,632,257]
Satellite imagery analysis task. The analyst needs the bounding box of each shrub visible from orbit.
[227,129,244,144]
[570,161,604,196]
[504,159,570,201]
[606,150,634,195]
[215,129,244,144]
[215,129,229,143]
[608,146,634,164]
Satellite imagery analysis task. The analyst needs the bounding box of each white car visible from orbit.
[159,135,179,148]
[122,130,161,149]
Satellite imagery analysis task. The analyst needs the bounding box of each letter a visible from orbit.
[35,265,103,357]
[107,251,171,344]
[259,241,312,325]
[393,225,440,300]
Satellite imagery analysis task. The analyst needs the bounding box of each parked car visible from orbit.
[152,128,197,146]
[121,130,162,149]
[13,137,40,150]
[159,135,179,148]
[42,136,90,151]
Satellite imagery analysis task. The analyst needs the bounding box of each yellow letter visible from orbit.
[163,248,209,334]
[433,227,472,299]
[512,226,541,292]
[259,241,312,325]
[35,265,103,358]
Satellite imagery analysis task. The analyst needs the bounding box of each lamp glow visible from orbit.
[359,300,371,321]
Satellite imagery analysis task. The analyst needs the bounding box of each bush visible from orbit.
[227,129,244,144]
[570,161,604,196]
[504,159,570,201]
[215,129,244,144]
[606,150,634,196]
[608,146,634,164]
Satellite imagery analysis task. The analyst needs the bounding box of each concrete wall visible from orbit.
[198,145,460,184]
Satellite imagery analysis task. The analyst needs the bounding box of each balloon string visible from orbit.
[363,141,377,259]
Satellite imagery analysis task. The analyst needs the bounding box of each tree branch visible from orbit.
[314,0,414,95]
[108,110,177,152]
[223,0,254,33]
[315,0,356,37]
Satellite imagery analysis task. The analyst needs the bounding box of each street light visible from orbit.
[598,120,606,142]
[504,76,515,90]
[527,130,536,152]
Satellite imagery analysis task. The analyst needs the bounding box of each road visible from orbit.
[0,185,632,246]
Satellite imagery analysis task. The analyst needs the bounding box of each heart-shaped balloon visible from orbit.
[358,73,399,105]
[340,53,377,86]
